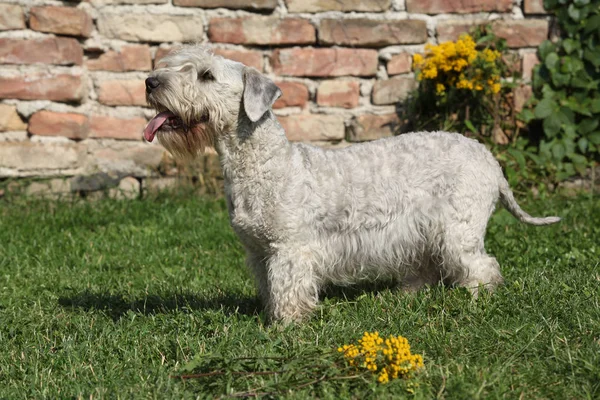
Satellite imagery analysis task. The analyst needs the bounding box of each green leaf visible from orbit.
[552,142,566,160]
[519,108,535,123]
[552,71,571,87]
[545,52,560,69]
[543,0,558,8]
[570,153,588,175]
[558,107,575,125]
[577,137,588,153]
[574,0,590,5]
[563,97,592,116]
[508,148,526,169]
[579,118,599,135]
[591,98,600,113]
[568,4,581,21]
[588,131,600,144]
[563,123,578,138]
[538,40,555,61]
[464,119,478,134]
[562,39,580,54]
[584,14,600,35]
[583,48,600,67]
[543,112,562,137]
[564,137,576,156]
[534,98,557,119]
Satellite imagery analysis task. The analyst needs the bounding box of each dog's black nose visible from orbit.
[145,77,161,93]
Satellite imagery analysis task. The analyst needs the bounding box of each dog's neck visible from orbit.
[216,111,291,184]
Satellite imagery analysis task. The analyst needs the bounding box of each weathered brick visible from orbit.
[89,0,167,5]
[174,0,277,9]
[272,48,378,77]
[0,104,26,132]
[437,20,549,48]
[406,0,512,14]
[522,52,540,80]
[347,113,400,142]
[319,19,427,47]
[209,17,315,45]
[90,115,146,140]
[0,38,82,66]
[98,13,204,42]
[213,48,264,70]
[273,82,309,109]
[86,45,152,71]
[524,0,548,14]
[279,114,345,141]
[286,0,391,12]
[0,73,85,102]
[97,80,147,106]
[0,142,85,171]
[372,76,417,105]
[492,20,549,48]
[157,47,260,69]
[86,141,165,176]
[109,176,140,200]
[436,20,482,42]
[154,47,174,66]
[0,4,26,31]
[25,179,71,198]
[30,6,93,37]
[317,80,360,109]
[29,111,89,140]
[387,53,412,75]
[144,177,180,193]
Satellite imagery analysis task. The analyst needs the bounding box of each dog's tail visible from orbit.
[499,179,561,226]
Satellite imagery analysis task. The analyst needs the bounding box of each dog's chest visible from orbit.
[225,188,277,250]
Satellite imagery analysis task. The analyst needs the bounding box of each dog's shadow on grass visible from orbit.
[58,281,405,322]
[58,290,261,322]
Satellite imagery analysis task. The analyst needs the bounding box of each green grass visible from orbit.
[1,190,599,399]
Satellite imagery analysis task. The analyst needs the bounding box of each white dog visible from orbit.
[144,46,560,322]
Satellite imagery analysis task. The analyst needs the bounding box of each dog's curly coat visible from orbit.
[144,46,560,323]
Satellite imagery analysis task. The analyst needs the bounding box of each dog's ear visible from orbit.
[242,67,282,123]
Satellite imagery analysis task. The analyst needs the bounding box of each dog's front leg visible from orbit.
[266,247,319,323]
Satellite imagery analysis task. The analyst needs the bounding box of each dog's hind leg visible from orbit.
[441,216,504,297]
[454,253,504,297]
[266,246,320,323]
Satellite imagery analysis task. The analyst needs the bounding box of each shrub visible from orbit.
[405,27,520,146]
[521,0,600,181]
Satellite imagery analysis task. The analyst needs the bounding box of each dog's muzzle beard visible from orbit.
[144,100,213,160]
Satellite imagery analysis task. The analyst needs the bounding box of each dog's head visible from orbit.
[144,45,282,159]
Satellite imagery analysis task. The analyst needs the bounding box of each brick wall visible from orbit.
[0,0,549,195]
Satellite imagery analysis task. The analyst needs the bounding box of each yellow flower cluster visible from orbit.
[413,34,503,95]
[338,332,424,384]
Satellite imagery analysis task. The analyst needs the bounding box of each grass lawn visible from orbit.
[1,190,599,399]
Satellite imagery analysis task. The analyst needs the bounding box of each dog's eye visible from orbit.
[199,70,214,81]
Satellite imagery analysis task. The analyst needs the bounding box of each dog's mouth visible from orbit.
[143,111,208,142]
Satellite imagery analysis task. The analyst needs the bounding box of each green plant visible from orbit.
[521,0,600,180]
[404,26,521,145]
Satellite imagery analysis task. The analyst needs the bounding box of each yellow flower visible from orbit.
[482,48,501,63]
[456,78,474,90]
[412,53,424,67]
[492,83,502,94]
[436,83,445,94]
[339,332,423,384]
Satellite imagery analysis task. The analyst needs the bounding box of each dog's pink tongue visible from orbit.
[143,111,174,142]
